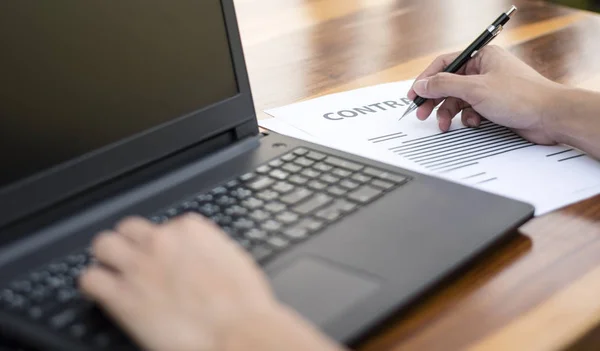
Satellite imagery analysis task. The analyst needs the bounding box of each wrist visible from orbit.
[219,301,284,351]
[542,83,600,154]
[541,83,578,145]
[220,302,344,351]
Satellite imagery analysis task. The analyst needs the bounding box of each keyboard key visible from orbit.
[237,238,252,250]
[46,276,68,289]
[250,245,273,262]
[69,323,87,339]
[226,179,240,188]
[164,207,180,218]
[150,215,168,224]
[225,205,249,216]
[180,200,199,210]
[351,173,371,185]
[324,156,364,171]
[272,181,294,194]
[256,165,271,174]
[332,168,352,178]
[233,218,256,231]
[362,168,408,183]
[196,193,214,202]
[289,175,309,185]
[230,187,252,199]
[221,226,235,237]
[348,185,383,203]
[300,168,321,178]
[313,162,333,172]
[294,157,314,167]
[283,227,309,240]
[269,159,284,167]
[320,174,340,184]
[249,210,271,222]
[210,214,233,226]
[307,180,328,191]
[240,172,255,182]
[10,280,32,293]
[50,308,78,329]
[327,186,347,196]
[245,228,268,241]
[283,218,323,240]
[333,199,357,213]
[267,236,290,250]
[276,211,299,224]
[306,151,327,161]
[65,254,86,266]
[256,190,280,201]
[1,290,15,304]
[29,287,51,303]
[211,186,228,195]
[247,177,275,191]
[281,153,296,162]
[57,288,79,303]
[282,163,302,173]
[340,179,360,190]
[27,306,44,320]
[292,194,332,215]
[216,195,236,206]
[68,267,84,279]
[315,200,356,221]
[9,295,30,310]
[265,202,286,213]
[297,218,324,231]
[315,208,341,221]
[198,203,220,216]
[241,197,264,210]
[281,188,313,205]
[269,169,289,180]
[262,220,283,232]
[370,179,395,190]
[293,148,309,156]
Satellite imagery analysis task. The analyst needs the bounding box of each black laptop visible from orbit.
[0,1,534,350]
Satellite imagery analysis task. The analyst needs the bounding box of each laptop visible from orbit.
[0,1,534,350]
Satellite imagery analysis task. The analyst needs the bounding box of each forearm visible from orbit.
[546,85,600,159]
[222,305,346,351]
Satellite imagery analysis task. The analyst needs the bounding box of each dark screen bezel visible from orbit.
[0,0,257,229]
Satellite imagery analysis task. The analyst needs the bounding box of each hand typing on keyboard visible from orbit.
[0,148,402,350]
[79,214,344,351]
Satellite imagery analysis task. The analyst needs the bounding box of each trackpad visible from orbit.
[271,258,381,326]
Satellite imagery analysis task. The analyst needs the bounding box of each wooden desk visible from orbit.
[234,0,600,349]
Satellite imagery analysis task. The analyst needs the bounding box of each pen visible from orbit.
[400,5,517,120]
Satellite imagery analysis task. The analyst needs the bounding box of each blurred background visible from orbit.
[551,0,600,12]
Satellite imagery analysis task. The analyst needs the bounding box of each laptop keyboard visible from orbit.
[0,148,410,350]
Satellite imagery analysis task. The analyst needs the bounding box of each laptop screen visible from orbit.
[0,1,237,191]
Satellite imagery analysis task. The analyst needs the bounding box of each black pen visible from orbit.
[400,5,517,120]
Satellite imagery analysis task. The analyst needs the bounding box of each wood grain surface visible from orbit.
[233,0,600,350]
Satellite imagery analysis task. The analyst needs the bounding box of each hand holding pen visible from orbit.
[395,35,566,145]
[401,5,517,121]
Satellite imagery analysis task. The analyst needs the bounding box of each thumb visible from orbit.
[413,73,484,105]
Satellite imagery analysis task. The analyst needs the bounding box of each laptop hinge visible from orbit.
[234,117,260,140]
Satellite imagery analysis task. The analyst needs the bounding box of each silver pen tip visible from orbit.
[399,103,418,121]
[506,5,517,17]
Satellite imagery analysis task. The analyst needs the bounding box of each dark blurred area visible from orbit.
[549,0,600,12]
[0,0,236,192]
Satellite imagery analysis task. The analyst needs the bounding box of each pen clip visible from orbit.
[472,24,503,58]
[484,24,503,46]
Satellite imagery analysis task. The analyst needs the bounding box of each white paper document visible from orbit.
[261,81,600,216]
